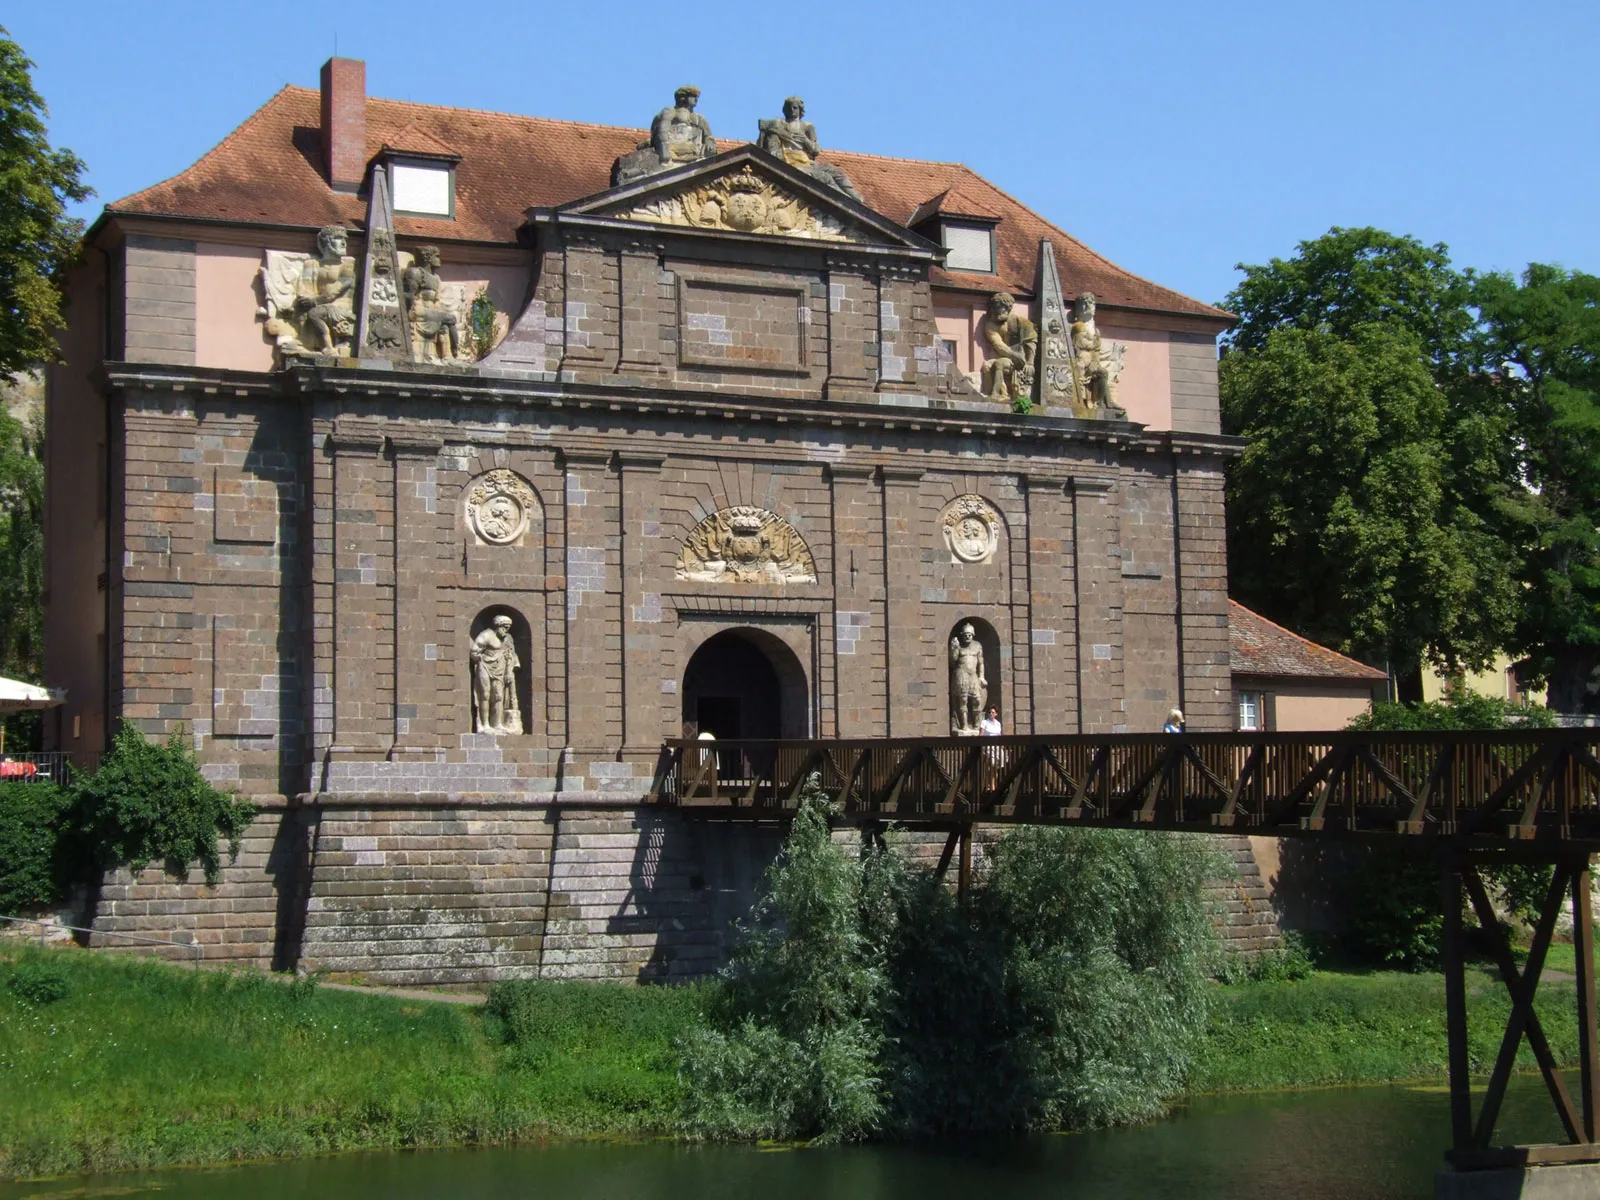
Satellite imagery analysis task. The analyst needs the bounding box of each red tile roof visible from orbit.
[907,184,1004,226]
[380,122,461,161]
[107,86,1229,322]
[1229,601,1388,682]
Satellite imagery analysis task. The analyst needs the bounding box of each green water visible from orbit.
[0,1080,1572,1200]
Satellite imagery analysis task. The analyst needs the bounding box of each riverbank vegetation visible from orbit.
[1,942,1583,1179]
[5,779,1590,1179]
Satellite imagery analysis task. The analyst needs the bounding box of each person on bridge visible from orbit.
[981,705,1003,787]
[1164,708,1185,734]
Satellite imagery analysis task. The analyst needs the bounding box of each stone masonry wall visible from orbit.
[90,801,1278,981]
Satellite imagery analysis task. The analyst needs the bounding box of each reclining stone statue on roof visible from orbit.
[757,96,862,202]
[611,86,718,186]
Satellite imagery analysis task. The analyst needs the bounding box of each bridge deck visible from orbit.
[651,729,1600,847]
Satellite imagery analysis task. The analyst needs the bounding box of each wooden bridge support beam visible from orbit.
[1441,850,1600,1179]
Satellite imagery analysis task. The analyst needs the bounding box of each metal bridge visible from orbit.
[651,728,1600,1182]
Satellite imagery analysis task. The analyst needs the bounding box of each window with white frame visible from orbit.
[942,222,995,273]
[1238,691,1264,731]
[391,160,454,217]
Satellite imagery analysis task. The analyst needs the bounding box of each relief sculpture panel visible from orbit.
[676,505,817,583]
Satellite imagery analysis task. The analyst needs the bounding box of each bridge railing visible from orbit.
[651,729,1600,843]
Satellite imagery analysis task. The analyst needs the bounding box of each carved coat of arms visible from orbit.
[940,495,1001,565]
[677,505,817,583]
[465,469,539,545]
[617,166,857,243]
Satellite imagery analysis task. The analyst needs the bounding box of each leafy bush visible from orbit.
[679,788,888,1141]
[5,955,69,1004]
[68,722,257,885]
[1349,694,1556,732]
[0,781,69,913]
[679,778,1225,1142]
[1216,931,1316,984]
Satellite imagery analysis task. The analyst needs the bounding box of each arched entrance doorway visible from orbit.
[681,628,810,740]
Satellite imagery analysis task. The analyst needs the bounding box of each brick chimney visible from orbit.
[320,57,367,193]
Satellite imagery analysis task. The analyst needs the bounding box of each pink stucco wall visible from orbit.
[437,264,528,355]
[1101,323,1171,431]
[1232,680,1375,732]
[196,243,276,372]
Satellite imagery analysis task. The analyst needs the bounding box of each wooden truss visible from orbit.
[651,730,1600,845]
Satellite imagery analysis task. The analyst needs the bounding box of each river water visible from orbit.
[0,1079,1571,1200]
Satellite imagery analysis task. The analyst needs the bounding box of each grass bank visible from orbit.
[0,945,1582,1179]
[1191,966,1579,1093]
[0,946,700,1179]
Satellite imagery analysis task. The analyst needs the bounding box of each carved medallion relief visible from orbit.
[940,495,1002,565]
[677,506,817,583]
[464,469,540,546]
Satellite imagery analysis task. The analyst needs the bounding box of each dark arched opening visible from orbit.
[681,628,809,740]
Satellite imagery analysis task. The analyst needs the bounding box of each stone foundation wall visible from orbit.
[88,800,1279,982]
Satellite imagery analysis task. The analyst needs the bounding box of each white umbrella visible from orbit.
[0,677,64,715]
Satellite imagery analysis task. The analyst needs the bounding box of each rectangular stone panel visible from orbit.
[678,279,808,373]
[213,466,277,545]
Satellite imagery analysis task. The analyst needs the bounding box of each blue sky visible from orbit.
[11,1,1597,308]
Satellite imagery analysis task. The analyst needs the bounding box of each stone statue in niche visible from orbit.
[612,86,717,186]
[258,225,357,359]
[980,292,1037,403]
[403,245,465,363]
[940,494,1001,565]
[949,623,988,736]
[1070,292,1127,414]
[470,614,522,735]
[677,505,818,584]
[464,469,538,545]
[757,96,863,201]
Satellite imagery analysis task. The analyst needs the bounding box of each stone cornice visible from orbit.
[100,360,1242,460]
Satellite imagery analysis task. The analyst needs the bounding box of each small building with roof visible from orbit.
[1229,601,1388,732]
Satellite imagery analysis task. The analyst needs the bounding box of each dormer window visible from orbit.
[908,186,1003,276]
[375,126,463,219]
[940,221,995,274]
[391,158,454,218]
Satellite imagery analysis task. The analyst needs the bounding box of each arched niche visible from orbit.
[947,617,1002,735]
[681,627,810,740]
[467,605,534,736]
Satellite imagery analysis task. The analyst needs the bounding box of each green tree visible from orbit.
[0,26,89,375]
[679,779,1221,1141]
[1221,229,1521,692]
[0,389,42,681]
[1221,323,1515,683]
[1223,226,1472,358]
[1468,265,1600,713]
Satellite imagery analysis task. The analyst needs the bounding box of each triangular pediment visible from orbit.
[556,147,935,250]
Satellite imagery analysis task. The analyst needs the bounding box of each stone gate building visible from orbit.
[45,60,1242,981]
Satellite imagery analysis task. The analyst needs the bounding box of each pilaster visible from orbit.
[561,449,620,757]
[618,452,666,752]
[824,256,876,403]
[616,238,665,379]
[828,464,885,736]
[880,466,927,735]
[1072,473,1125,733]
[391,433,444,751]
